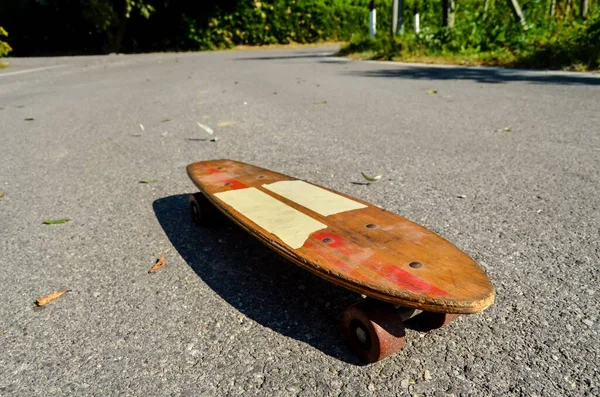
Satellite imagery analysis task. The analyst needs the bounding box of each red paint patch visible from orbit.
[303,238,355,273]
[375,263,451,298]
[312,231,345,248]
[223,179,247,189]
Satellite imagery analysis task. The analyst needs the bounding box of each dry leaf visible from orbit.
[43,218,70,224]
[35,290,69,307]
[148,256,166,273]
[427,89,438,94]
[139,123,145,131]
[217,121,236,127]
[196,122,214,135]
[361,172,382,183]
[0,192,5,200]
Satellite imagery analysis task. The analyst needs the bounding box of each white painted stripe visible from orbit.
[263,180,367,217]
[0,65,66,78]
[214,187,326,249]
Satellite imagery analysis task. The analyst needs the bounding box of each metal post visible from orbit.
[369,0,377,37]
[414,12,420,33]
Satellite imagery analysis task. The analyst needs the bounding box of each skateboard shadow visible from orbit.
[153,194,363,364]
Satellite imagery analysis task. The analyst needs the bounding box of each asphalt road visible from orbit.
[0,47,598,396]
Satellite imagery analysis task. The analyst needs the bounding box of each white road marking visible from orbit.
[0,65,66,78]
[263,180,367,217]
[215,187,326,249]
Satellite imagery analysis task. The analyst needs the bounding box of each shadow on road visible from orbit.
[234,51,336,62]
[348,65,600,86]
[153,194,363,364]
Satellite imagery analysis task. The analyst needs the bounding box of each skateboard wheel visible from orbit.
[342,300,406,363]
[188,193,218,226]
[411,312,461,331]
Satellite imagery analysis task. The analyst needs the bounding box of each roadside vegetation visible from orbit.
[340,1,600,71]
[1,0,598,70]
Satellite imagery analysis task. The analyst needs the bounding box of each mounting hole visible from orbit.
[365,223,378,229]
[257,175,265,179]
[409,262,423,269]
[322,237,334,244]
[224,182,232,186]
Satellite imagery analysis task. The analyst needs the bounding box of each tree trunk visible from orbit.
[580,0,588,17]
[565,0,573,18]
[442,0,455,28]
[391,0,404,35]
[549,0,556,17]
[105,17,128,53]
[506,0,527,28]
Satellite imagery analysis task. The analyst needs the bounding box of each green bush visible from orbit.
[183,0,373,50]
[0,27,12,57]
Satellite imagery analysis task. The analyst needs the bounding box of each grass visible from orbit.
[344,50,519,67]
[339,43,600,72]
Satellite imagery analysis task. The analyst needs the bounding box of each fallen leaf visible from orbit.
[217,121,236,127]
[427,89,438,94]
[139,123,145,131]
[24,117,35,121]
[196,122,214,135]
[504,127,512,132]
[361,172,382,183]
[148,256,166,273]
[161,118,170,123]
[424,370,432,381]
[140,179,157,184]
[313,100,328,105]
[43,218,70,224]
[456,194,467,199]
[161,131,169,137]
[210,137,219,142]
[35,290,69,307]
[186,138,208,141]
[0,192,5,200]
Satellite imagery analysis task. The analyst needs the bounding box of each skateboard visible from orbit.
[186,159,495,363]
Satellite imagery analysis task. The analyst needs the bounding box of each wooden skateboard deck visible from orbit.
[186,159,495,362]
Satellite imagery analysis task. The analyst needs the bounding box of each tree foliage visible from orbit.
[0,27,11,58]
[0,0,599,69]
